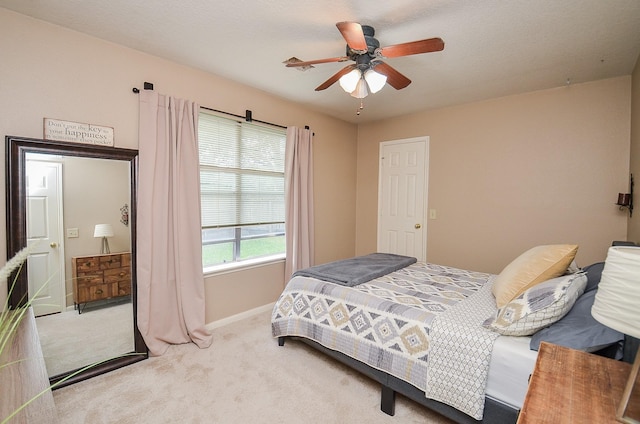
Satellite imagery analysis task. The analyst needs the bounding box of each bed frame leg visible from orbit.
[381,385,396,416]
[278,336,285,346]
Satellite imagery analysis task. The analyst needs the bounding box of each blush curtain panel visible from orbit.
[284,127,315,283]
[137,91,213,355]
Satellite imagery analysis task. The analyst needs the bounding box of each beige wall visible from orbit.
[62,156,131,306]
[0,9,357,322]
[356,77,631,273]
[628,55,640,242]
[2,8,637,323]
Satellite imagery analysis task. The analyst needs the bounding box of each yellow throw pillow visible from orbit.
[492,244,579,308]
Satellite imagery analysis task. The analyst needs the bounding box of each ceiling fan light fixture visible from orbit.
[350,77,369,99]
[339,68,361,93]
[364,69,387,93]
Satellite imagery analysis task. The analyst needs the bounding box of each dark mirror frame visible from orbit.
[5,135,148,388]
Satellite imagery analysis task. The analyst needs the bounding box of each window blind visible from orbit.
[199,112,286,229]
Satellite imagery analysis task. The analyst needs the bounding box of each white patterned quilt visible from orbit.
[271,262,500,420]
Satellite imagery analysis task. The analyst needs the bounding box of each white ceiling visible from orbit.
[2,0,640,124]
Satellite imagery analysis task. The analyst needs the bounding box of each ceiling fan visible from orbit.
[285,22,444,98]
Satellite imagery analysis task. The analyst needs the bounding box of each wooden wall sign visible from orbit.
[44,118,114,146]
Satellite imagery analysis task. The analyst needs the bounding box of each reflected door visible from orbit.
[26,159,65,316]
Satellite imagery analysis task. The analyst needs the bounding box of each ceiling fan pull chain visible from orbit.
[356,99,365,115]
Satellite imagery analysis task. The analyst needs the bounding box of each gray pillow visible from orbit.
[530,289,624,352]
[582,262,604,293]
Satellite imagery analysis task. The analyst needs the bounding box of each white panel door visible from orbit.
[377,137,428,261]
[26,159,65,316]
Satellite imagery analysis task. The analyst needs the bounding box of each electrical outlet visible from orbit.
[66,228,79,238]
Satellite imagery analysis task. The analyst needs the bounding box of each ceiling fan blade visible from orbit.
[336,21,368,53]
[286,56,350,67]
[372,61,411,90]
[315,65,357,91]
[379,37,444,58]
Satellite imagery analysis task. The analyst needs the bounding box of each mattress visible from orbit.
[485,334,537,409]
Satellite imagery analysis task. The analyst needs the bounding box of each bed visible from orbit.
[271,247,625,423]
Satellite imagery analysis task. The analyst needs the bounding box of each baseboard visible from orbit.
[206,302,275,330]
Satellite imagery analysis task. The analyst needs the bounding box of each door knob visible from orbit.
[50,242,58,248]
[414,224,422,229]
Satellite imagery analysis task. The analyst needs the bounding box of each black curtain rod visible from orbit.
[200,106,287,130]
[132,82,304,131]
[132,82,154,93]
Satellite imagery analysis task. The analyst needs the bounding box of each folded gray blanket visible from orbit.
[292,253,417,287]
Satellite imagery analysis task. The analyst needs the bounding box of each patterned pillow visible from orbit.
[483,272,587,336]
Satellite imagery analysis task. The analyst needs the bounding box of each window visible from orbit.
[198,111,286,270]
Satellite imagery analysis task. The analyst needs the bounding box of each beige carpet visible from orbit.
[36,302,134,377]
[52,309,454,424]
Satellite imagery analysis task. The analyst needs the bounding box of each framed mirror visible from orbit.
[6,135,147,388]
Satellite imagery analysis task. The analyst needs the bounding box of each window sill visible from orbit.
[203,254,285,277]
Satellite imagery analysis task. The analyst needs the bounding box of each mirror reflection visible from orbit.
[25,153,134,376]
[6,135,147,387]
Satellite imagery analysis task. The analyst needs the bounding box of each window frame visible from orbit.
[198,109,286,274]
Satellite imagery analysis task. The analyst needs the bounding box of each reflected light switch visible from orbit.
[66,228,79,238]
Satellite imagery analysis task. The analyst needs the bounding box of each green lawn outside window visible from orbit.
[202,236,285,267]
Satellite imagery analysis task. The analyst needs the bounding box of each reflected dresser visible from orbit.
[71,252,131,313]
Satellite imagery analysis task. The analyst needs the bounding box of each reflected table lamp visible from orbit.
[592,246,640,423]
[94,223,114,254]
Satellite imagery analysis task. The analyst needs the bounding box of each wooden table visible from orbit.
[517,341,635,423]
